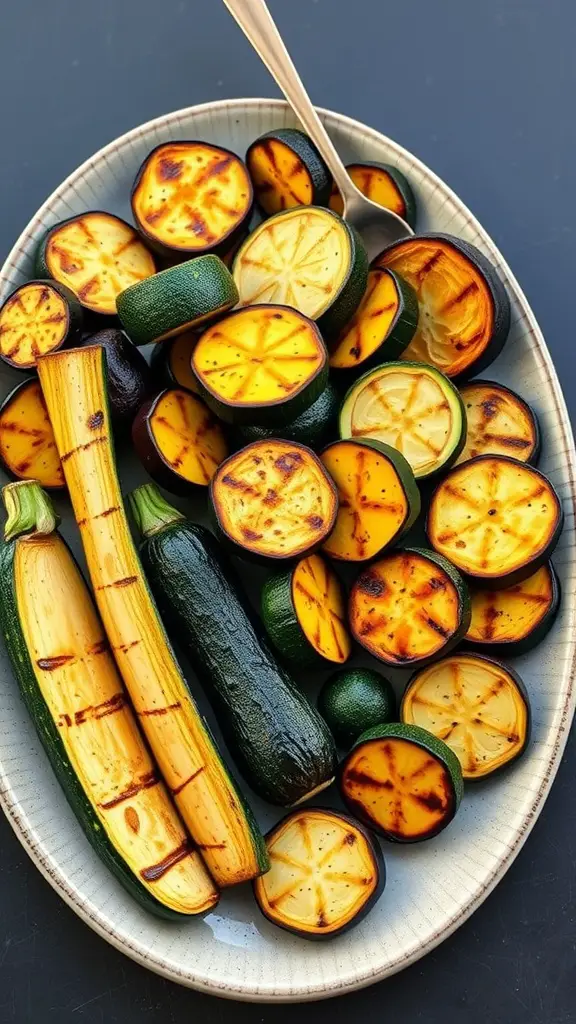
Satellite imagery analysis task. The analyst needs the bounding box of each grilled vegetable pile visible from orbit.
[0,124,562,940]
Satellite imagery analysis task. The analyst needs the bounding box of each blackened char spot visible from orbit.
[241,527,263,542]
[87,410,104,430]
[275,451,303,474]
[37,654,74,670]
[413,789,448,813]
[140,840,192,882]
[356,573,386,598]
[344,832,356,845]
[263,488,279,507]
[306,515,324,530]
[480,396,501,419]
[159,157,183,180]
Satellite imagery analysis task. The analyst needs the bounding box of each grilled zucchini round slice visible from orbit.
[464,562,560,655]
[0,280,82,371]
[320,438,420,561]
[456,379,540,465]
[261,552,351,668]
[132,389,228,494]
[401,653,531,780]
[349,547,471,667]
[246,128,331,215]
[233,206,368,338]
[149,331,200,394]
[318,668,396,748]
[427,455,563,587]
[211,440,338,562]
[329,268,418,372]
[329,162,417,228]
[131,141,253,258]
[254,808,385,939]
[192,305,328,426]
[339,361,466,479]
[375,234,510,379]
[0,379,64,490]
[35,212,156,316]
[236,380,340,449]
[339,722,463,842]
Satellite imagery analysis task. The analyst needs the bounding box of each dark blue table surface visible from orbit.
[1,1,575,1021]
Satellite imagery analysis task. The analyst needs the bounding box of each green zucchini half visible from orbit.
[401,653,531,780]
[339,722,463,842]
[427,455,564,587]
[254,808,385,938]
[456,379,541,465]
[236,380,340,449]
[116,256,238,346]
[246,128,331,215]
[329,267,418,372]
[261,552,352,668]
[233,206,368,339]
[339,361,466,479]
[0,280,83,371]
[329,161,417,228]
[463,561,560,655]
[349,546,471,668]
[129,484,337,806]
[317,668,396,749]
[374,233,510,380]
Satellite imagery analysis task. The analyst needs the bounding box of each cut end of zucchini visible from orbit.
[133,389,228,493]
[340,722,462,842]
[339,361,465,479]
[131,141,253,255]
[321,438,420,561]
[402,654,530,779]
[0,281,81,370]
[246,129,330,215]
[457,379,540,465]
[0,379,65,489]
[39,212,156,316]
[376,234,509,379]
[211,440,338,560]
[291,554,351,664]
[427,455,563,585]
[329,267,417,370]
[254,808,384,938]
[193,305,327,424]
[330,162,416,227]
[349,548,470,667]
[465,563,559,653]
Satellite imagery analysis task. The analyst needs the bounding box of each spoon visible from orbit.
[221,0,413,259]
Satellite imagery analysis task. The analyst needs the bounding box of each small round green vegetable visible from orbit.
[317,668,396,748]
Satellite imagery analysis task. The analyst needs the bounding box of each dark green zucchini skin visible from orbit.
[134,511,337,806]
[235,381,340,450]
[462,561,561,657]
[0,538,187,921]
[247,128,332,212]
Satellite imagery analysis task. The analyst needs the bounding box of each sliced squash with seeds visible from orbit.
[427,455,563,587]
[0,280,82,370]
[233,206,368,337]
[210,439,338,562]
[329,162,417,228]
[150,331,200,394]
[401,653,531,780]
[261,552,351,667]
[339,722,463,842]
[0,379,64,489]
[131,141,253,258]
[339,361,466,479]
[464,562,560,655]
[192,304,327,425]
[349,547,470,667]
[246,128,331,215]
[132,389,227,495]
[36,212,156,316]
[254,808,384,938]
[375,233,510,379]
[456,379,540,465]
[329,267,418,371]
[320,438,420,561]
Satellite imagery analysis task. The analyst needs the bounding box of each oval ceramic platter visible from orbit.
[0,99,574,1002]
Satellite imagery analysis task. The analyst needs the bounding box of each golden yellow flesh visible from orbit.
[0,283,68,367]
[234,208,351,319]
[15,531,217,913]
[213,442,336,558]
[343,738,454,840]
[321,442,408,561]
[344,366,458,478]
[457,382,536,464]
[330,164,406,219]
[247,138,313,215]
[169,331,199,393]
[378,239,493,377]
[132,142,251,251]
[291,555,351,663]
[0,381,64,489]
[402,655,528,778]
[38,346,262,887]
[466,565,553,643]
[255,810,377,934]
[45,214,155,315]
[330,269,400,369]
[428,457,560,577]
[350,551,460,664]
[150,390,227,485]
[194,306,324,407]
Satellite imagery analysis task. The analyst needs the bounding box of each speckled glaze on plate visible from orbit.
[0,98,574,1003]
